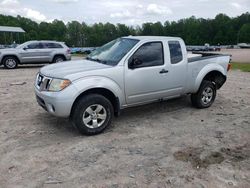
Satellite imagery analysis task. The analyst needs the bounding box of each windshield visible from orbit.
[87,38,139,66]
[16,42,30,49]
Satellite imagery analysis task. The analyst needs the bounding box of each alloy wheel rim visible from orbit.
[201,87,213,105]
[55,58,63,62]
[83,104,107,129]
[6,59,16,68]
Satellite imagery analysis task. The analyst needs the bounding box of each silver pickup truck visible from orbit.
[35,36,231,135]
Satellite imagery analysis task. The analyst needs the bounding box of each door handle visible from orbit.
[159,69,169,74]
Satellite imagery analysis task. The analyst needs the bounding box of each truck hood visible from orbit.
[40,59,112,79]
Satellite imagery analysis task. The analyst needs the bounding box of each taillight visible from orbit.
[227,63,232,71]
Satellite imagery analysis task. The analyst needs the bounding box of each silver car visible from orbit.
[0,41,71,69]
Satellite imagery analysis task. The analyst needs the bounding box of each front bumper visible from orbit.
[34,85,77,118]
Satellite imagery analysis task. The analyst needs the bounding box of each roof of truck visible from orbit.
[123,36,182,41]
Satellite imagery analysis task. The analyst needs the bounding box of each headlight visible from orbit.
[48,78,71,92]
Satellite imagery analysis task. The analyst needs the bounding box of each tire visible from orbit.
[53,55,65,63]
[3,56,18,69]
[71,94,114,135]
[191,80,216,108]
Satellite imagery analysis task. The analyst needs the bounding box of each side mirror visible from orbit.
[23,47,28,50]
[128,57,142,69]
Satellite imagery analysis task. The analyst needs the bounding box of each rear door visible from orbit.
[165,40,187,94]
[39,42,54,62]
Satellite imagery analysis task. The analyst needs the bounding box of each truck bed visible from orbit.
[188,52,231,63]
[185,52,231,94]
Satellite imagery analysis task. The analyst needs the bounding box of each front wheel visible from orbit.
[191,80,216,108]
[3,56,18,69]
[71,94,113,135]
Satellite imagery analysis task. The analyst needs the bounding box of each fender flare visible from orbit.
[1,54,21,64]
[194,64,226,92]
[72,75,125,107]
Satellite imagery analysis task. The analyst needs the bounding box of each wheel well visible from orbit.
[53,54,66,61]
[1,55,20,64]
[203,71,226,89]
[70,88,120,118]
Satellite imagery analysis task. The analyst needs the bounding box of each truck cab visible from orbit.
[123,36,187,104]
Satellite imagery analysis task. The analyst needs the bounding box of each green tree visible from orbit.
[66,21,83,46]
[0,12,250,46]
[117,24,131,37]
[48,20,67,41]
[238,23,250,43]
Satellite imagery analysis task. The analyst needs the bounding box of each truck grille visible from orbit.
[36,73,51,91]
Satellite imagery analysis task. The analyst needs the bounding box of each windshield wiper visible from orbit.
[86,57,107,64]
[95,58,107,64]
[86,57,94,61]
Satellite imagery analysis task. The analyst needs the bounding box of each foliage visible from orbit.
[232,62,250,72]
[0,12,249,47]
[238,23,250,43]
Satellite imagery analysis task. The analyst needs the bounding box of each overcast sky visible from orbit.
[0,0,249,25]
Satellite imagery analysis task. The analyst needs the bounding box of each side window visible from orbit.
[43,43,49,48]
[38,43,44,49]
[27,43,40,49]
[54,43,63,48]
[168,41,183,64]
[129,42,164,69]
[27,43,44,49]
[47,43,63,48]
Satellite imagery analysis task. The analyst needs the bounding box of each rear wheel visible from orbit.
[3,56,18,69]
[71,94,113,135]
[53,55,65,63]
[191,80,216,108]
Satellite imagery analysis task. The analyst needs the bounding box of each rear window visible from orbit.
[168,41,183,64]
[44,43,63,49]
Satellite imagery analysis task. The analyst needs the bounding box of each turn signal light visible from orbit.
[227,63,232,71]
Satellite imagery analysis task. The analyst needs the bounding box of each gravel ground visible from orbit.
[214,49,250,63]
[0,66,249,188]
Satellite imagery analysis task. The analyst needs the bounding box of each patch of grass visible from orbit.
[71,54,86,57]
[231,62,250,72]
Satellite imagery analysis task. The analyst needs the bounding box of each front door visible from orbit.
[125,42,170,104]
[19,42,41,63]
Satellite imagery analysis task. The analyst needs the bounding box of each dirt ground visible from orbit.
[0,65,250,188]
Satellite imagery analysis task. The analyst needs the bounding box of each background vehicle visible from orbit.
[35,36,231,135]
[70,47,96,54]
[187,44,221,52]
[0,41,71,69]
[238,43,250,49]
